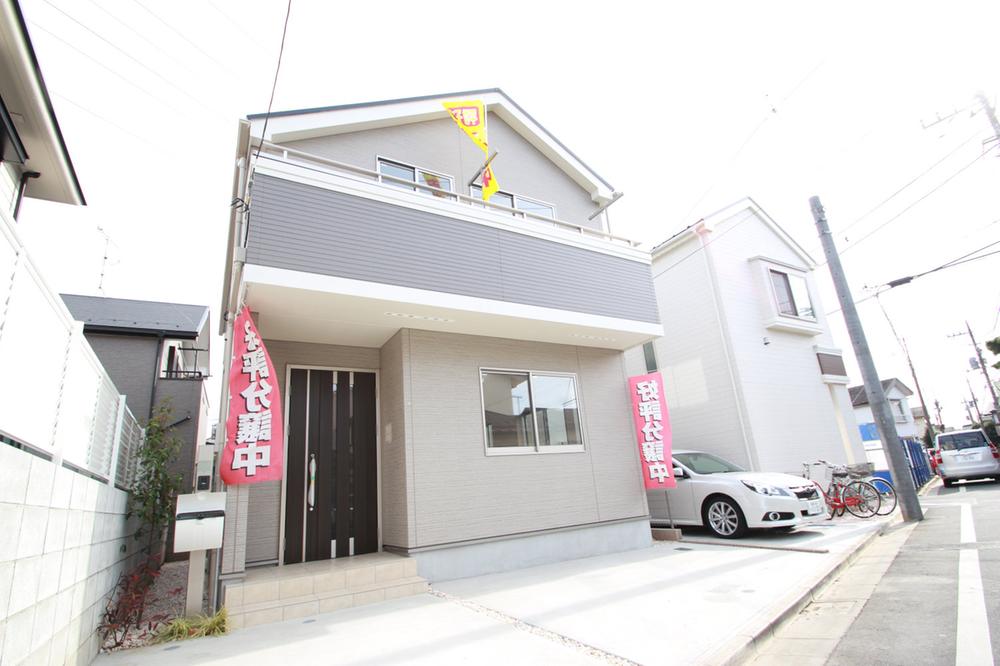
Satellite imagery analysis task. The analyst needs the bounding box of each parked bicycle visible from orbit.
[802,460,881,519]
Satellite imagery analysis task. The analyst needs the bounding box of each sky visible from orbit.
[13,0,1000,430]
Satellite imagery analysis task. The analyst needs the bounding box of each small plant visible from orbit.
[99,555,165,649]
[154,608,229,643]
[130,401,184,555]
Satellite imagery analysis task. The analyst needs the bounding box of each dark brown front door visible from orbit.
[283,369,378,564]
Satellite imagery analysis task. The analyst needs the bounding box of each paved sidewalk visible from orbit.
[97,520,887,666]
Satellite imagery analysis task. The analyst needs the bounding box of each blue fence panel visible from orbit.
[874,439,933,488]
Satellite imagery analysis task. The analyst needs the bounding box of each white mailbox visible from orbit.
[174,492,226,553]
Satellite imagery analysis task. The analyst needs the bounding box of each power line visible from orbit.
[253,0,293,164]
[26,20,188,116]
[824,130,988,245]
[820,146,996,264]
[51,91,188,158]
[38,0,224,117]
[127,0,251,85]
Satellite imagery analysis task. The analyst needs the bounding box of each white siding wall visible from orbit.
[639,235,748,468]
[0,162,18,217]
[706,211,866,474]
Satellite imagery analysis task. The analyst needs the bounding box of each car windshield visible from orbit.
[938,432,988,451]
[674,452,745,474]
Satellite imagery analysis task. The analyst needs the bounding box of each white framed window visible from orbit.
[769,269,815,321]
[480,368,584,455]
[376,157,453,198]
[470,183,556,219]
[642,341,658,373]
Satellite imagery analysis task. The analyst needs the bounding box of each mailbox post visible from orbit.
[175,442,225,616]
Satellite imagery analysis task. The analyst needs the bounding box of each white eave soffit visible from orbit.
[248,91,615,203]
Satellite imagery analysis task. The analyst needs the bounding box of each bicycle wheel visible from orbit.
[843,481,881,518]
[868,477,897,515]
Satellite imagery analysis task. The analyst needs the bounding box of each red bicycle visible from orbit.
[802,461,881,519]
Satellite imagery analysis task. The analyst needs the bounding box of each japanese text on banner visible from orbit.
[628,371,675,489]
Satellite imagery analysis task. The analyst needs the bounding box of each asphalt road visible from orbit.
[828,478,1000,666]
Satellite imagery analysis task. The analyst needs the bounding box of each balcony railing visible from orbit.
[253,140,641,248]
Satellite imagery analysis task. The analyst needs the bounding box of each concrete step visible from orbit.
[223,552,428,629]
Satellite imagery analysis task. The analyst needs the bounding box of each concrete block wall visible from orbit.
[0,444,140,665]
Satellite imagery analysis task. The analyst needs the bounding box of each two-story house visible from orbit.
[214,90,662,626]
[850,377,919,469]
[626,198,866,480]
[60,294,211,560]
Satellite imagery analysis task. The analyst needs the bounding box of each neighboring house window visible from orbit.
[891,399,907,421]
[377,158,453,197]
[481,369,583,453]
[471,183,555,218]
[643,341,658,373]
[769,270,815,320]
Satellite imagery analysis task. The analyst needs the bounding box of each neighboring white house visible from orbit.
[626,198,867,476]
[849,378,919,470]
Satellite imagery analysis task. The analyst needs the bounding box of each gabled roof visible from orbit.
[61,294,209,339]
[848,378,914,407]
[651,197,816,266]
[247,88,615,203]
[0,0,84,205]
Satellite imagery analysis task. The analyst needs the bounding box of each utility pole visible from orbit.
[975,91,1000,147]
[967,377,984,422]
[964,399,976,426]
[875,295,935,437]
[811,196,923,522]
[965,321,999,412]
[934,399,944,429]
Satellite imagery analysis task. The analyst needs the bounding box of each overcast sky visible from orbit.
[14,0,1000,429]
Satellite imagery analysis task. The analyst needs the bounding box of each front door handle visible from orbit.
[308,454,316,511]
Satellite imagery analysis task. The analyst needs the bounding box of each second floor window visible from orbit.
[377,158,453,198]
[769,270,815,320]
[471,184,555,219]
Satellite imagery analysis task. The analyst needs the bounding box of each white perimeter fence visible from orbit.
[0,213,142,488]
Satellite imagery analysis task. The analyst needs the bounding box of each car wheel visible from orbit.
[703,496,748,539]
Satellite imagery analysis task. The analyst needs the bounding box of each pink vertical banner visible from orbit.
[220,306,284,485]
[629,371,675,489]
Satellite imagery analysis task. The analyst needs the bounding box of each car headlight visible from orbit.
[741,481,791,496]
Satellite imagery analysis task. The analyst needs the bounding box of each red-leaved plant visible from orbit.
[99,555,165,649]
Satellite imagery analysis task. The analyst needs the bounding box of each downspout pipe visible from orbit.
[11,170,38,221]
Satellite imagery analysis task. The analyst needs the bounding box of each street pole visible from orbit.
[975,91,1000,146]
[902,338,935,437]
[964,399,975,426]
[967,377,984,422]
[965,321,999,413]
[934,399,944,430]
[810,196,923,522]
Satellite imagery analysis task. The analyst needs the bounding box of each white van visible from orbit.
[934,429,1000,487]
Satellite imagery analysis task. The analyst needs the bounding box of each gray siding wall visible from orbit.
[247,174,658,324]
[244,340,380,565]
[406,329,647,549]
[84,333,157,419]
[284,113,602,231]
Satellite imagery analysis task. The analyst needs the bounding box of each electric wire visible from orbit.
[127,0,251,85]
[252,0,293,164]
[26,20,188,116]
[649,209,758,280]
[819,146,996,265]
[38,0,217,113]
[51,92,188,158]
[826,130,988,244]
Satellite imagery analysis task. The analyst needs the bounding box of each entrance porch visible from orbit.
[223,551,427,629]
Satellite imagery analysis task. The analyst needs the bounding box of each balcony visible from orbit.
[238,144,661,350]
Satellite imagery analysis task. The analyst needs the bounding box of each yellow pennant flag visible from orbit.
[442,100,489,153]
[481,164,499,202]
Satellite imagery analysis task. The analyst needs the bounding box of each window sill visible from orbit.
[764,316,823,336]
[821,373,850,385]
[486,445,586,456]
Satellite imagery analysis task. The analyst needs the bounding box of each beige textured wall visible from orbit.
[405,329,646,548]
[378,331,411,548]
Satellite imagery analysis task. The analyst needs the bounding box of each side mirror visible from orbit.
[672,466,685,479]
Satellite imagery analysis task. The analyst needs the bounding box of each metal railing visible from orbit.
[0,208,143,487]
[253,140,642,248]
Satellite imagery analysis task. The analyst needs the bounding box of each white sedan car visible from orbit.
[648,450,826,538]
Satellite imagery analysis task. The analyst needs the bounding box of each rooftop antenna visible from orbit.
[96,226,118,295]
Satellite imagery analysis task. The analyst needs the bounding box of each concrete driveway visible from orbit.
[97,519,886,666]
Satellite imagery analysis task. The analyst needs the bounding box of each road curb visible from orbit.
[704,518,898,666]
